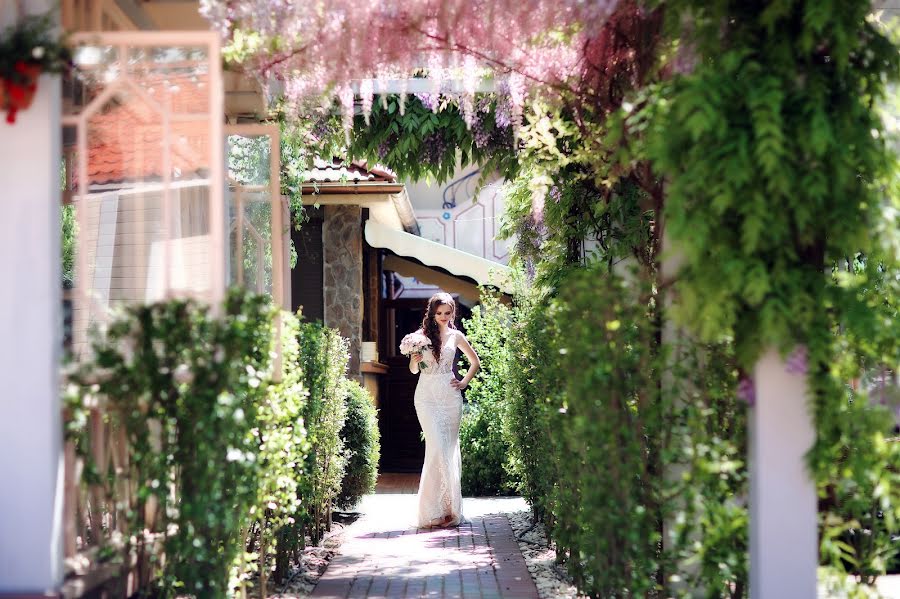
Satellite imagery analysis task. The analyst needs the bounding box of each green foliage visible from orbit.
[241,311,310,586]
[543,265,664,597]
[492,4,900,591]
[347,94,518,185]
[64,296,364,593]
[498,161,654,289]
[66,290,276,598]
[666,341,748,596]
[0,9,72,79]
[504,263,748,598]
[336,379,381,510]
[458,291,518,496]
[503,283,561,523]
[817,390,900,585]
[643,3,900,588]
[646,1,900,366]
[295,319,349,545]
[277,115,345,225]
[61,203,76,288]
[811,264,900,584]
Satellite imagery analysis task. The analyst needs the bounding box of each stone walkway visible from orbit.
[310,474,538,599]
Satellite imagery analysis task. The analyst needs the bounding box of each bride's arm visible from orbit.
[409,353,423,374]
[453,332,481,389]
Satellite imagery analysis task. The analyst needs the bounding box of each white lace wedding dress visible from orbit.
[413,331,464,528]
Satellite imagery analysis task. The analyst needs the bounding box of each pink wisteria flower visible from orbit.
[399,332,432,371]
[198,0,634,132]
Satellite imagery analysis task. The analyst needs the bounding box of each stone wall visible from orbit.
[323,205,362,377]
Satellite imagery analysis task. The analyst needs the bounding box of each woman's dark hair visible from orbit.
[421,292,456,362]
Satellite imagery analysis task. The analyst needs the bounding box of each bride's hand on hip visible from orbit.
[449,378,467,391]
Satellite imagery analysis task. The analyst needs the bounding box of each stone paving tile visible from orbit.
[310,514,539,599]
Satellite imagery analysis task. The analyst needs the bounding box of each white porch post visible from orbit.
[750,349,817,598]
[0,0,64,593]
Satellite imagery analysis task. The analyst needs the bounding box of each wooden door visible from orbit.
[380,300,427,472]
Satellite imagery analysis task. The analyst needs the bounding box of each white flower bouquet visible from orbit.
[399,332,431,371]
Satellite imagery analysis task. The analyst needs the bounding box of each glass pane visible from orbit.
[128,47,210,115]
[69,40,219,354]
[227,134,274,297]
[67,45,120,116]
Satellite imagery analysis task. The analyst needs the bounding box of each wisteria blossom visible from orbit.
[199,0,654,129]
[785,345,808,376]
[737,378,756,407]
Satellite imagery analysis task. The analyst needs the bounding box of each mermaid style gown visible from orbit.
[413,331,464,528]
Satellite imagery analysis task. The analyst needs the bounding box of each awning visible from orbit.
[364,219,514,296]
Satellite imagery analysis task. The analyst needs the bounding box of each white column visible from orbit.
[657,225,701,593]
[0,1,64,591]
[750,349,817,598]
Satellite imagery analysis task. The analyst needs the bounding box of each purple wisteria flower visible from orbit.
[786,345,808,375]
[472,116,491,148]
[421,132,450,165]
[377,134,399,160]
[493,89,513,129]
[525,259,536,282]
[415,92,439,112]
[550,186,562,203]
[737,377,755,406]
[311,118,331,142]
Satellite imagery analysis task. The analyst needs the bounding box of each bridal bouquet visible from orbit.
[399,332,431,371]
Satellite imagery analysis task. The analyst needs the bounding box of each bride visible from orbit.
[408,292,480,529]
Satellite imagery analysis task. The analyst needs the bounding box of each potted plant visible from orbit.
[0,10,71,124]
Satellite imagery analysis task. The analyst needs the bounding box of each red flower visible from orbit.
[7,83,27,103]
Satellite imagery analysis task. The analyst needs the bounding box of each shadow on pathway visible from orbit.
[311,473,538,599]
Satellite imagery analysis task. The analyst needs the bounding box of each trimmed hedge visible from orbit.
[66,290,276,597]
[458,292,518,496]
[296,319,349,546]
[504,264,749,597]
[65,297,360,596]
[336,378,381,510]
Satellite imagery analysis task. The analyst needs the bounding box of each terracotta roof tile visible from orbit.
[77,75,211,186]
[304,158,397,184]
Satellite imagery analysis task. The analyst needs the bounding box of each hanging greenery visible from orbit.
[346,92,518,185]
[641,0,900,588]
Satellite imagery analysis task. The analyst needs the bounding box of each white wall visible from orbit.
[403,163,511,265]
[0,1,64,592]
[403,162,484,212]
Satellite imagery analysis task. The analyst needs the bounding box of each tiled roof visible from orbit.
[76,75,396,188]
[304,158,397,184]
[78,75,211,186]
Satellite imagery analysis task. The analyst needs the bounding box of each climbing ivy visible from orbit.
[642,0,900,587]
[644,1,900,365]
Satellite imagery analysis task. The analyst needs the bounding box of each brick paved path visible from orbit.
[310,514,539,599]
